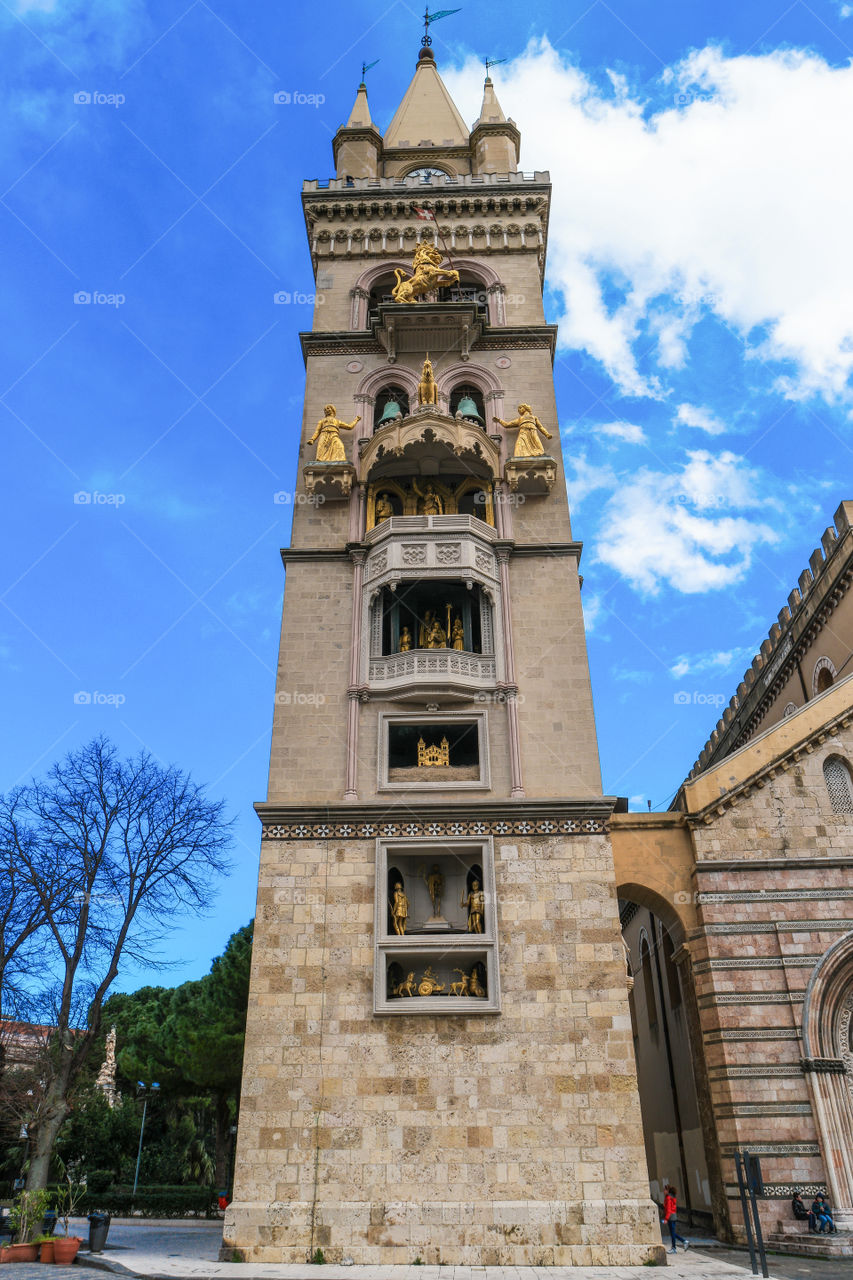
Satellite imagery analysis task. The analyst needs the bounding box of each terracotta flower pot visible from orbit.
[0,1246,13,1264]
[3,1244,39,1263]
[39,1242,55,1263]
[51,1238,81,1265]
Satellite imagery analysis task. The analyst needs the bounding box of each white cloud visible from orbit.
[564,455,617,508]
[445,42,853,403]
[592,450,778,593]
[594,420,646,444]
[669,646,755,679]
[676,403,727,434]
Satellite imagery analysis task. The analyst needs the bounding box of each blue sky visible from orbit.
[2,0,852,988]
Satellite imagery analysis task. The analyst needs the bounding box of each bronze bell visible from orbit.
[456,395,484,425]
[376,398,404,426]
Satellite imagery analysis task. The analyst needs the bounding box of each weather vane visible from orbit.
[485,57,507,75]
[361,59,380,82]
[422,5,462,48]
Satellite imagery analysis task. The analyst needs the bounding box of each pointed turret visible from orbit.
[470,74,520,176]
[333,81,383,180]
[383,47,469,158]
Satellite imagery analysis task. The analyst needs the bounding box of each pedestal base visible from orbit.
[223,1198,666,1267]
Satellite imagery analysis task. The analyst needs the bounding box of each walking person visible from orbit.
[663,1185,689,1253]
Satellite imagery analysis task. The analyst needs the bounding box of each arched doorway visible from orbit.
[802,930,853,1230]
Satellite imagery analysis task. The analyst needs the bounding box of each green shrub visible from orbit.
[80,1185,217,1218]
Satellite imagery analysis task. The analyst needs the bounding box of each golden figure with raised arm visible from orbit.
[493,403,553,457]
[413,478,444,515]
[308,404,361,462]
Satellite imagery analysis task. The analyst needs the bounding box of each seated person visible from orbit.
[810,1196,832,1233]
[818,1195,836,1234]
[791,1191,809,1226]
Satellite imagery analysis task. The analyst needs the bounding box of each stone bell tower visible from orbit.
[225,44,663,1267]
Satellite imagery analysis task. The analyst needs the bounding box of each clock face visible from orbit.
[407,167,449,182]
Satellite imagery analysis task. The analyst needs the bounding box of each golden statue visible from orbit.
[460,878,485,933]
[419,863,445,917]
[427,617,447,649]
[395,971,417,997]
[417,736,450,767]
[417,966,446,996]
[391,241,459,304]
[308,404,361,462]
[375,491,394,522]
[399,626,412,652]
[418,609,435,648]
[413,479,444,515]
[493,403,553,457]
[451,617,464,650]
[449,969,470,997]
[389,882,409,935]
[468,965,487,998]
[417,354,438,406]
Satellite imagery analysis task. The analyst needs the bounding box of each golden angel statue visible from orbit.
[493,403,553,457]
[413,479,444,515]
[308,404,361,462]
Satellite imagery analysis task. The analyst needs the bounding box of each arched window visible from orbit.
[639,934,658,1030]
[824,755,853,814]
[373,386,410,429]
[449,384,486,426]
[367,273,400,320]
[813,657,836,696]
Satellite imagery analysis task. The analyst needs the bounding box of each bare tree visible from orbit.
[1,737,232,1189]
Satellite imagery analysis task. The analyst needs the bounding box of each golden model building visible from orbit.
[225,45,664,1266]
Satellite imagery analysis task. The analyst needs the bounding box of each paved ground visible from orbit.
[3,1221,844,1280]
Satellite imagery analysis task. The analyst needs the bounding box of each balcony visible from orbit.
[368,649,497,702]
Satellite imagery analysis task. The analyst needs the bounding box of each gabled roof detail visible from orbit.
[345,82,373,128]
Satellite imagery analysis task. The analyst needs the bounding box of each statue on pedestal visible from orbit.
[391,243,459,304]
[493,403,553,457]
[308,404,361,462]
[399,626,412,652]
[413,479,444,515]
[375,492,394,522]
[417,354,438,406]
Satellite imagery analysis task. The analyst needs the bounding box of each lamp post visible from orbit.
[131,1082,160,1203]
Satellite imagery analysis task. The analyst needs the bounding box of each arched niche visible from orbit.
[350,256,506,330]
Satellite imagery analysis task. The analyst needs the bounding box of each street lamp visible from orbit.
[131,1082,160,1202]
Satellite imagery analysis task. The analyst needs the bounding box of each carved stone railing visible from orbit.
[369,649,497,695]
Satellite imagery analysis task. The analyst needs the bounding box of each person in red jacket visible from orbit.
[663,1185,689,1253]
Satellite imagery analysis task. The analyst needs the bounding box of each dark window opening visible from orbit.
[640,937,658,1030]
[381,581,483,655]
[662,930,682,1009]
[388,721,480,771]
[816,665,834,694]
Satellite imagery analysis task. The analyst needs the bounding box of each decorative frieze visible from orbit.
[261,814,606,840]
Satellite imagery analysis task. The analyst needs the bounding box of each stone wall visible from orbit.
[225,826,664,1265]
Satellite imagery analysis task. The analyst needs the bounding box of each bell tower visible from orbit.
[226,45,664,1267]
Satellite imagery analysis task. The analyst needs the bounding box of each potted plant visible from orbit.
[32,1235,55,1263]
[5,1190,51,1262]
[51,1170,85,1265]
